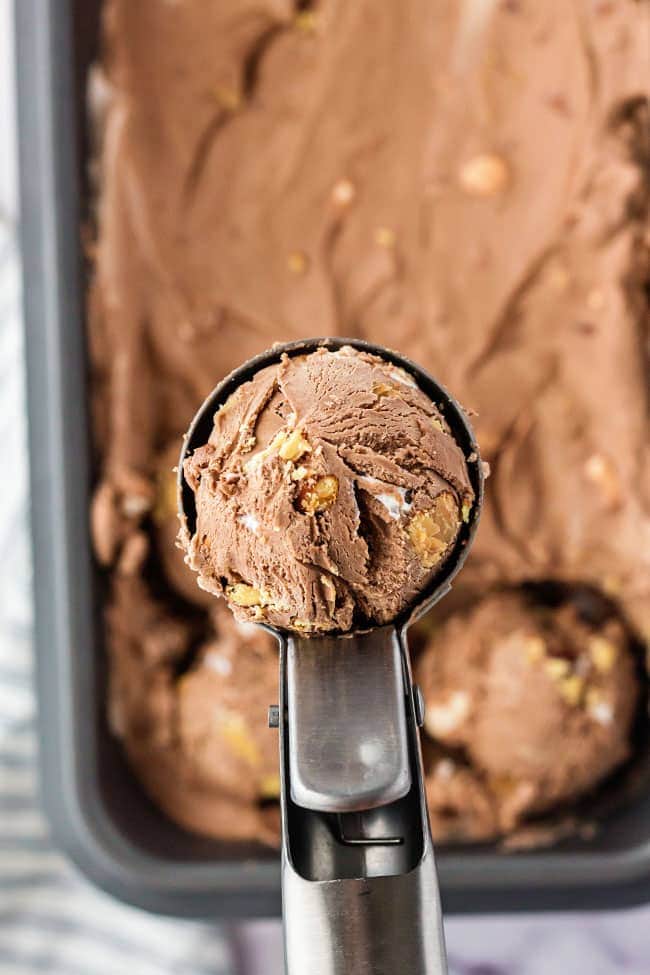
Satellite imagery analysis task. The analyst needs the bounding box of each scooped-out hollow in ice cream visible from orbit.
[180,346,474,633]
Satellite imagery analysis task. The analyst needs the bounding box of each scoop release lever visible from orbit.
[287,632,411,814]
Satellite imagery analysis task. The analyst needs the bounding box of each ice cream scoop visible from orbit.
[181,344,474,634]
[178,338,484,975]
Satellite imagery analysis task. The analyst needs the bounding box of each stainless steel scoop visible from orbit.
[178,337,484,975]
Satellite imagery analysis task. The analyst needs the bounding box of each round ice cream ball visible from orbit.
[106,578,280,844]
[416,591,638,825]
[177,604,280,804]
[182,346,474,633]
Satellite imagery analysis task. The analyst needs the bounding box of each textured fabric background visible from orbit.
[1,1,648,972]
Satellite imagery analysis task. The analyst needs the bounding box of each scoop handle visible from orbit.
[276,627,448,975]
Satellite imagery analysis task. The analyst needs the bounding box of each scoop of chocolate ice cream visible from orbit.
[107,578,280,843]
[182,346,474,633]
[416,591,638,829]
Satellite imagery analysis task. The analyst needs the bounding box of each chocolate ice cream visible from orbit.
[177,607,280,805]
[424,748,499,845]
[416,591,639,837]
[88,0,648,843]
[107,579,280,842]
[181,346,473,633]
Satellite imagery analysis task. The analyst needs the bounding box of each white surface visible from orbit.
[1,1,648,972]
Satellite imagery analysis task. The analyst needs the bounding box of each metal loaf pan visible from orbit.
[15,0,650,917]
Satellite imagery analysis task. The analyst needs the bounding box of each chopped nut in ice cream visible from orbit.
[331,178,356,206]
[545,657,571,680]
[213,85,241,111]
[287,251,309,274]
[294,10,318,32]
[583,453,622,509]
[588,635,618,673]
[408,494,460,568]
[297,475,339,514]
[373,381,398,397]
[558,675,584,707]
[244,427,310,470]
[216,711,261,767]
[258,773,281,799]
[374,226,396,248]
[278,428,312,461]
[524,635,546,664]
[227,584,264,607]
[459,153,510,196]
